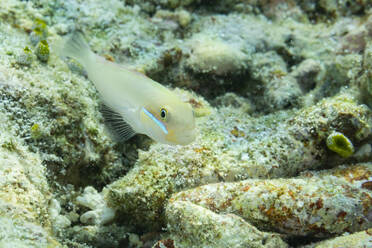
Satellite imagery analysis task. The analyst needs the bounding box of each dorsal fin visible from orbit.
[100,104,136,142]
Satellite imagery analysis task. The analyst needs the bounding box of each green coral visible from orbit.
[35,40,50,63]
[326,131,354,158]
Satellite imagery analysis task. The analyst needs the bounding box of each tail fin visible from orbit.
[60,32,93,67]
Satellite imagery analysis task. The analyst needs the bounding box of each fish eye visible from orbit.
[160,108,167,120]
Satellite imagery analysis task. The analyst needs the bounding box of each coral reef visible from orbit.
[104,93,371,231]
[0,0,371,247]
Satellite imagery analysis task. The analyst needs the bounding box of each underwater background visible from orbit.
[0,0,371,247]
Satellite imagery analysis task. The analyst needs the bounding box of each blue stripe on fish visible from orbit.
[142,107,168,134]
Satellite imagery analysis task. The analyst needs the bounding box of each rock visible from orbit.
[153,9,192,29]
[302,228,372,248]
[248,51,302,111]
[291,59,322,94]
[326,131,355,158]
[187,35,248,75]
[167,163,372,238]
[0,114,60,246]
[0,217,61,248]
[166,201,288,248]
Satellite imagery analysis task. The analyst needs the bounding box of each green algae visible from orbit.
[30,123,43,139]
[30,18,48,46]
[33,18,47,31]
[15,46,34,66]
[1,140,16,151]
[35,40,50,63]
[326,131,355,158]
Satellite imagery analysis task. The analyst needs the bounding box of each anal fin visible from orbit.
[100,104,136,142]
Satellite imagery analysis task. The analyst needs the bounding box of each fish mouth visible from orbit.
[166,128,197,145]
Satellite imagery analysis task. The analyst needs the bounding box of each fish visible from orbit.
[60,32,196,145]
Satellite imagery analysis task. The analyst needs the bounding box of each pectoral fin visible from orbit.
[100,104,136,141]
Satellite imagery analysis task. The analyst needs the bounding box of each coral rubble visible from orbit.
[0,0,371,247]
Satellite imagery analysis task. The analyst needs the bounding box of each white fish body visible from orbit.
[61,33,196,145]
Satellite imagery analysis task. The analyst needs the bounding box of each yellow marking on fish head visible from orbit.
[140,98,196,145]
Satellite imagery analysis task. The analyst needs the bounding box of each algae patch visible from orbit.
[326,131,354,158]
